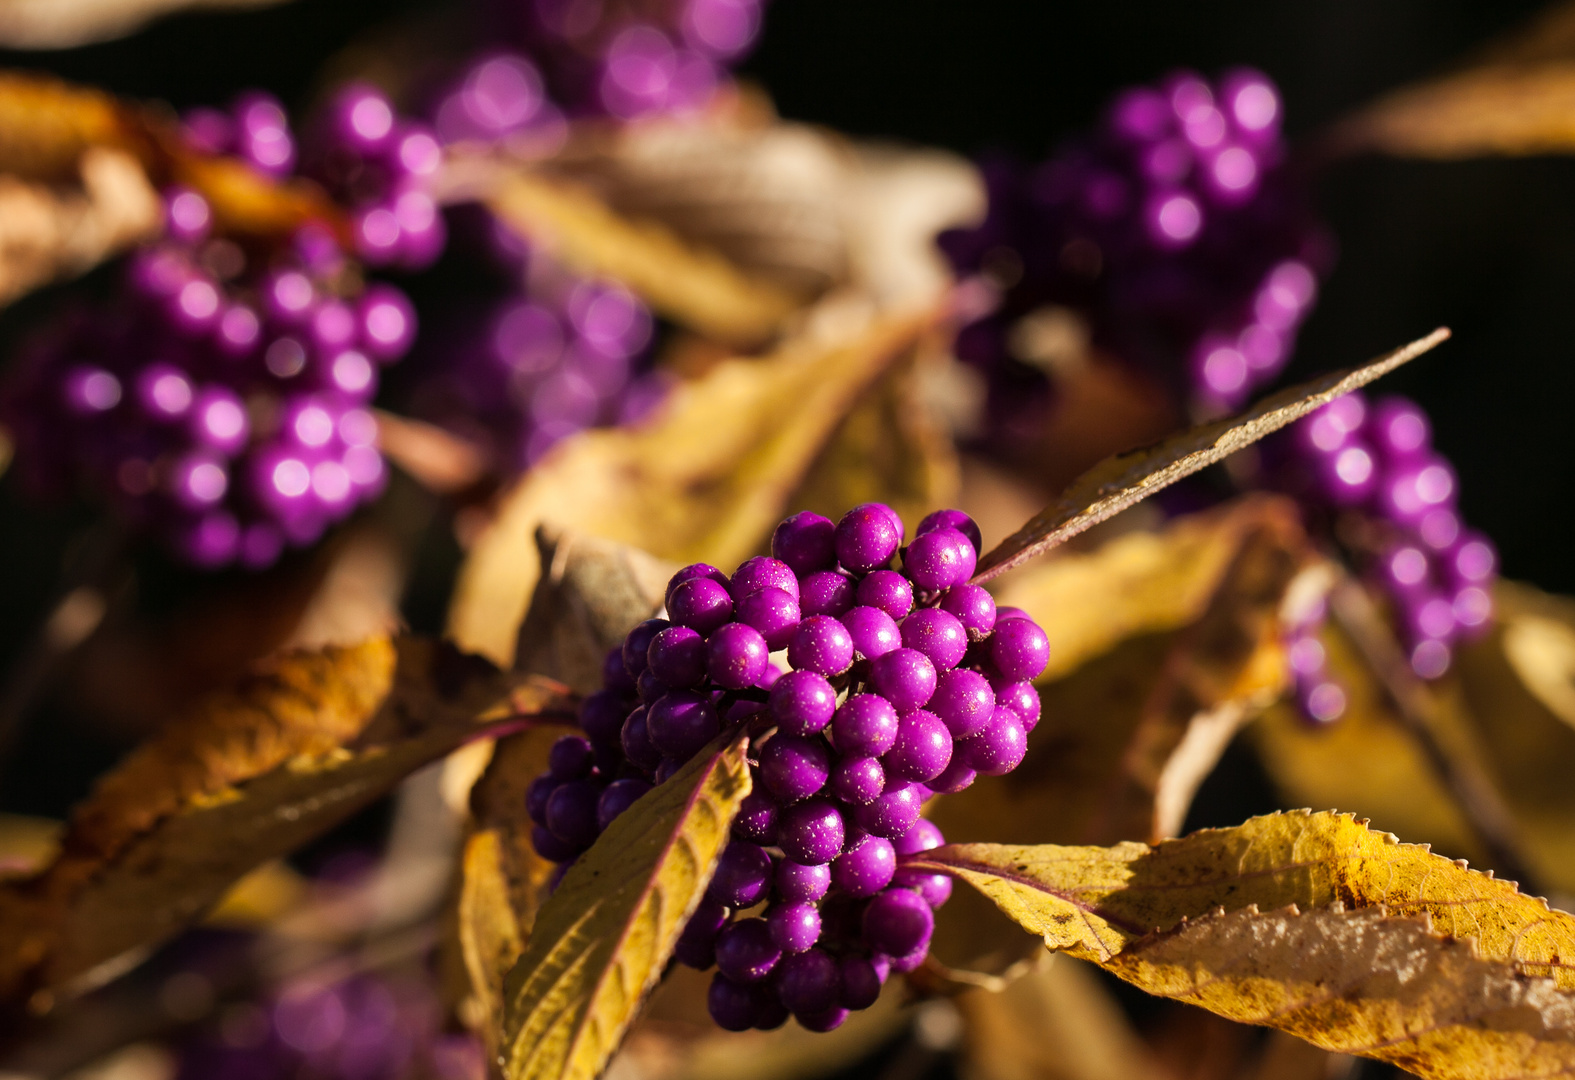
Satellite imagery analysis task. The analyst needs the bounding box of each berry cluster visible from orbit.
[526,504,1049,1032]
[938,69,1324,435]
[1275,392,1496,691]
[0,182,416,568]
[182,91,298,177]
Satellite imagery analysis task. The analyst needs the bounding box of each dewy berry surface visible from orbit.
[525,504,1049,1032]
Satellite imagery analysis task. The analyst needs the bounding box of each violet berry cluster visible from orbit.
[939,69,1324,436]
[526,504,1049,1032]
[1274,392,1496,700]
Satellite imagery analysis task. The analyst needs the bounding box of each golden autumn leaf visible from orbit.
[907,810,1575,1079]
[971,329,1451,583]
[499,731,752,1080]
[0,635,573,1010]
[449,305,937,666]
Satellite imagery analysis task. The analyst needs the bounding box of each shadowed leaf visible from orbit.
[971,329,1450,583]
[499,731,751,1080]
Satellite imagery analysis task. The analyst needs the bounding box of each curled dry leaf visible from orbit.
[0,0,288,49]
[929,497,1308,973]
[449,305,938,666]
[499,730,751,1080]
[0,71,134,182]
[971,329,1451,583]
[0,635,572,1011]
[908,809,1575,1079]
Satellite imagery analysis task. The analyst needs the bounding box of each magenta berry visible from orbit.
[903,527,977,592]
[862,888,934,957]
[832,694,900,757]
[772,511,837,574]
[669,576,734,635]
[930,668,996,739]
[731,556,799,602]
[733,791,779,844]
[989,618,1051,682]
[775,949,841,1015]
[917,508,982,554]
[759,735,831,803]
[770,669,837,736]
[647,626,708,688]
[856,570,914,620]
[800,570,856,618]
[710,841,774,907]
[736,586,801,650]
[777,799,845,865]
[707,622,770,689]
[900,608,969,670]
[788,615,855,677]
[841,605,901,660]
[883,709,953,783]
[940,584,997,639]
[767,901,822,954]
[834,504,902,573]
[831,834,896,897]
[870,648,937,711]
[830,755,885,804]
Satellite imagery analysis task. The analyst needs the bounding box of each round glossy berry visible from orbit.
[777,798,846,865]
[526,774,558,825]
[900,608,969,670]
[932,669,996,739]
[884,710,953,783]
[838,955,884,1010]
[995,680,1041,731]
[995,606,1031,623]
[732,790,779,843]
[917,508,982,554]
[731,556,799,602]
[788,615,855,677]
[548,735,594,779]
[708,975,759,1031]
[834,504,902,574]
[647,690,721,759]
[531,823,579,863]
[668,576,734,635]
[736,586,801,650]
[856,570,914,621]
[545,780,601,849]
[667,563,729,606]
[772,511,837,575]
[863,887,934,957]
[648,625,708,689]
[990,618,1051,682]
[832,833,896,896]
[854,782,923,840]
[769,670,837,736]
[960,708,1028,775]
[871,648,937,712]
[883,944,931,974]
[767,902,822,954]
[676,896,728,969]
[940,584,997,639]
[928,757,976,794]
[892,868,954,908]
[800,570,856,618]
[903,527,977,593]
[775,859,831,902]
[623,618,670,678]
[894,819,944,856]
[775,949,841,1015]
[832,694,900,757]
[636,667,665,704]
[760,735,831,803]
[797,1006,849,1032]
[596,778,651,831]
[707,622,770,689]
[715,918,781,983]
[620,706,661,772]
[709,841,774,907]
[841,605,900,660]
[830,755,885,804]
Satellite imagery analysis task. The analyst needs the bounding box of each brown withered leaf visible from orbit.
[449,305,937,666]
[971,329,1450,583]
[909,810,1575,1080]
[929,499,1308,973]
[513,527,676,693]
[0,0,287,49]
[0,635,573,1010]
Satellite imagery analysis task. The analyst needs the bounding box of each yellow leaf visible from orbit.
[449,306,936,666]
[0,71,132,181]
[908,810,1575,1079]
[972,329,1450,583]
[500,731,752,1080]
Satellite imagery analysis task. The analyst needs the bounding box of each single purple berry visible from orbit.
[870,648,937,712]
[772,511,837,575]
[636,667,665,704]
[667,562,730,606]
[596,778,651,831]
[841,605,901,660]
[736,586,801,650]
[959,708,1028,775]
[1371,396,1432,460]
[676,896,729,969]
[647,690,721,760]
[545,780,601,849]
[775,948,841,1015]
[917,508,982,554]
[833,694,900,757]
[832,833,896,896]
[548,735,595,779]
[776,798,846,865]
[715,918,782,983]
[894,819,944,856]
[856,570,914,621]
[863,887,934,957]
[883,943,931,974]
[623,618,671,678]
[709,841,774,907]
[929,757,976,794]
[796,1006,850,1032]
[838,955,884,1010]
[767,901,822,954]
[990,618,1050,682]
[648,625,708,689]
[775,859,831,902]
[940,584,997,640]
[731,556,799,602]
[601,649,637,697]
[995,606,1031,622]
[733,790,779,843]
[903,527,977,593]
[655,757,685,783]
[526,774,558,826]
[892,868,954,908]
[883,710,953,783]
[788,615,855,677]
[931,668,996,739]
[900,608,969,671]
[708,974,759,1031]
[580,689,629,746]
[800,570,856,618]
[707,622,770,689]
[668,576,734,636]
[995,680,1041,731]
[834,504,902,574]
[854,782,924,839]
[769,669,837,736]
[531,823,579,862]
[760,734,831,803]
[621,705,661,772]
[830,755,885,805]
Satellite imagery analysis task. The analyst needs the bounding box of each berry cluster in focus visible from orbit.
[526,504,1049,1032]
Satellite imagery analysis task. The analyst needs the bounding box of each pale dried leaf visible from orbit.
[0,71,131,181]
[971,329,1450,583]
[0,0,287,49]
[1333,64,1575,158]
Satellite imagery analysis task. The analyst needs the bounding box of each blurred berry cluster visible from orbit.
[526,504,1049,1032]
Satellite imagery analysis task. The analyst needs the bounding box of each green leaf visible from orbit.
[499,730,752,1080]
[971,329,1450,584]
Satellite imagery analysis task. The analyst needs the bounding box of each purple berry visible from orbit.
[841,605,901,660]
[580,689,629,746]
[715,918,781,983]
[928,757,976,794]
[772,511,837,575]
[623,618,670,677]
[647,690,721,760]
[832,833,896,896]
[620,706,660,772]
[775,859,831,902]
[676,896,729,969]
[767,902,822,954]
[548,735,595,779]
[1371,396,1431,459]
[526,774,558,825]
[893,819,944,856]
[856,570,914,620]
[668,576,734,635]
[601,650,637,697]
[769,670,837,736]
[636,667,665,704]
[903,527,977,593]
[531,823,579,862]
[917,508,982,554]
[838,955,884,1010]
[832,694,900,757]
[709,841,774,907]
[732,790,779,843]
[939,584,997,640]
[989,618,1051,682]
[708,975,759,1031]
[959,708,1028,775]
[900,608,969,670]
[796,1006,849,1032]
[930,668,996,739]
[994,680,1041,731]
[707,622,770,689]
[892,868,954,908]
[870,648,937,711]
[775,949,841,1015]
[884,710,953,783]
[883,943,931,974]
[731,556,799,602]
[647,625,708,689]
[854,782,924,840]
[800,570,856,618]
[834,504,902,574]
[862,887,934,957]
[545,780,601,849]
[830,755,885,805]
[736,586,801,650]
[760,735,831,803]
[596,778,651,831]
[788,615,855,677]
[666,562,730,606]
[777,798,846,865]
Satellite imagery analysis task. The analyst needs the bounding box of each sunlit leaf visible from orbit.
[909,810,1575,1079]
[0,636,572,1009]
[499,731,751,1080]
[449,306,937,666]
[0,71,131,181]
[0,0,287,49]
[971,329,1450,583]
